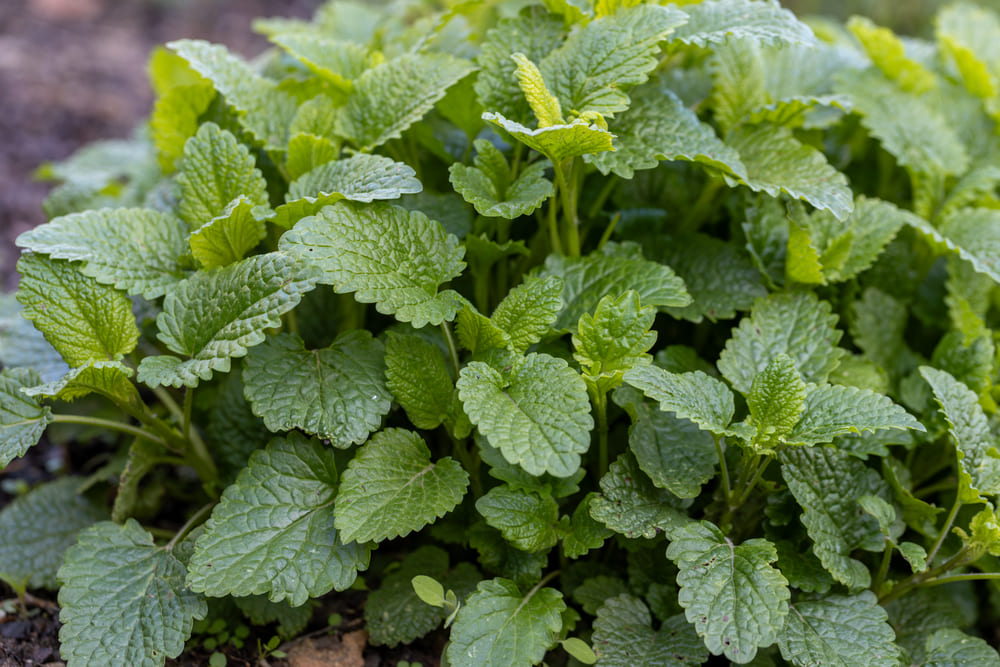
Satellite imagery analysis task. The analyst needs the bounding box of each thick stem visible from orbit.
[547,190,564,255]
[51,414,168,448]
[441,321,462,379]
[552,159,580,256]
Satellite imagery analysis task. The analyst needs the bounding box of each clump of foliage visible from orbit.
[5,0,1000,664]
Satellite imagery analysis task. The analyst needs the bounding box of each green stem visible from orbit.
[879,546,973,605]
[180,387,218,487]
[873,539,894,595]
[919,572,1000,588]
[547,189,563,255]
[680,178,723,233]
[51,414,168,448]
[165,502,216,551]
[586,177,619,220]
[714,435,732,507]
[452,437,483,499]
[927,493,962,566]
[441,321,462,379]
[733,455,771,508]
[182,388,194,445]
[553,159,580,256]
[152,387,184,425]
[913,477,958,500]
[593,387,609,478]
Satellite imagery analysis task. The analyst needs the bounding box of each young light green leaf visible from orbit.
[0,367,53,469]
[747,354,806,451]
[779,447,889,589]
[847,16,936,94]
[717,291,845,394]
[23,361,142,416]
[446,577,565,667]
[17,254,139,368]
[243,331,391,446]
[491,275,564,353]
[168,39,298,150]
[573,291,656,384]
[188,196,266,268]
[285,132,339,182]
[187,433,371,605]
[336,53,474,151]
[541,249,690,332]
[921,366,1000,501]
[512,53,563,127]
[0,478,107,589]
[279,201,465,328]
[726,124,853,221]
[232,596,313,640]
[385,330,454,430]
[57,519,207,667]
[271,33,370,92]
[589,452,690,539]
[784,383,924,446]
[456,306,511,355]
[449,140,554,219]
[137,253,318,388]
[483,112,615,164]
[176,122,268,230]
[150,81,215,172]
[457,353,593,478]
[588,86,747,180]
[592,595,707,667]
[562,492,612,558]
[778,591,901,667]
[540,4,688,117]
[476,484,560,553]
[623,365,735,436]
[711,39,766,132]
[412,574,446,608]
[666,521,790,663]
[15,208,188,299]
[923,628,1000,667]
[671,0,815,47]
[335,429,469,544]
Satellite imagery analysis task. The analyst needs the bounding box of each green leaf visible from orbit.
[15,208,188,299]
[512,53,564,127]
[484,112,615,164]
[711,39,767,133]
[137,253,318,388]
[279,201,465,328]
[616,388,717,499]
[271,33,370,92]
[540,4,688,117]
[593,595,707,667]
[336,53,474,151]
[0,478,107,589]
[168,40,297,150]
[589,452,690,539]
[937,4,1000,100]
[923,628,1000,667]
[886,588,972,663]
[491,275,564,354]
[187,433,371,606]
[176,122,268,230]
[573,291,656,383]
[777,591,901,667]
[366,546,480,647]
[457,353,592,478]
[717,291,845,395]
[0,296,69,382]
[836,68,969,178]
[23,361,143,416]
[938,208,1000,284]
[243,331,390,446]
[589,85,746,180]
[476,484,560,553]
[785,383,923,447]
[232,596,312,640]
[747,354,806,450]
[449,140,554,218]
[446,577,565,667]
[540,248,690,332]
[847,16,936,94]
[468,523,547,589]
[189,196,266,268]
[562,492,612,558]
[285,132,339,182]
[0,368,53,468]
[726,124,853,221]
[666,520,790,663]
[385,330,454,430]
[150,81,215,173]
[57,519,207,667]
[17,254,139,369]
[779,447,888,589]
[671,0,815,47]
[921,366,1000,501]
[335,429,468,544]
[623,365,735,435]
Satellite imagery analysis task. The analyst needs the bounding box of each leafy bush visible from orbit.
[5,0,1000,664]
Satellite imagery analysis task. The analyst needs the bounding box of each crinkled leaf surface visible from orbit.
[385,330,454,430]
[0,367,53,468]
[573,291,656,382]
[0,477,107,589]
[15,208,188,299]
[187,433,371,605]
[457,353,592,478]
[541,249,690,331]
[490,275,563,353]
[271,33,369,91]
[476,484,560,553]
[592,595,707,667]
[718,291,844,394]
[624,365,735,435]
[23,360,142,415]
[336,53,474,151]
[279,201,465,328]
[0,297,68,382]
[938,208,1000,284]
[589,452,690,539]
[446,577,565,667]
[673,0,814,46]
[188,196,266,268]
[150,81,215,173]
[923,628,1000,667]
[243,331,390,446]
[747,354,806,450]
[58,519,207,667]
[137,252,318,388]
[562,492,612,558]
[17,254,139,368]
[484,112,615,164]
[334,429,468,544]
[784,383,924,446]
[666,520,790,663]
[175,122,268,230]
[778,591,900,667]
[449,140,554,218]
[779,447,888,589]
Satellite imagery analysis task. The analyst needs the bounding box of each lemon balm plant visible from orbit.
[5,0,1000,664]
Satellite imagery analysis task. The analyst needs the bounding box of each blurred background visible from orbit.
[0,0,991,286]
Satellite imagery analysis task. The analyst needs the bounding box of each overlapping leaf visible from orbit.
[784,383,924,446]
[385,330,454,430]
[188,196,266,268]
[0,368,53,469]
[589,452,690,539]
[623,365,736,435]
[593,595,707,667]
[484,112,615,164]
[491,275,564,353]
[671,0,815,47]
[476,484,560,552]
[449,140,553,218]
